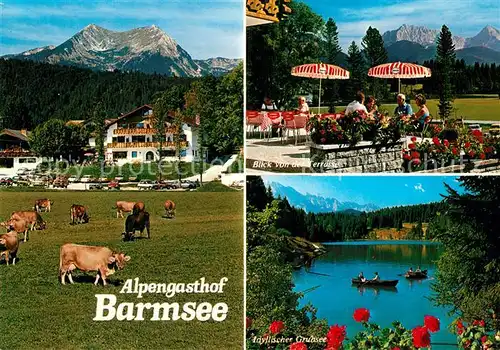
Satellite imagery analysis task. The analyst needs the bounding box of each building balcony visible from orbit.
[107,141,188,149]
[113,127,178,135]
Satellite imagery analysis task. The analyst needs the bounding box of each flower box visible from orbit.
[309,140,405,173]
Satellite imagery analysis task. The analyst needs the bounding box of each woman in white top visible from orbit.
[296,96,309,114]
[261,97,277,111]
[345,91,368,115]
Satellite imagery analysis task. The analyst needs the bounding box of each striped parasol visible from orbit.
[368,62,432,93]
[292,63,350,113]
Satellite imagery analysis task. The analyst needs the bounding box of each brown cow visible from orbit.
[114,201,136,218]
[9,211,46,242]
[133,201,145,215]
[70,204,89,225]
[1,218,30,242]
[59,243,131,286]
[0,232,19,265]
[34,199,53,212]
[164,200,176,218]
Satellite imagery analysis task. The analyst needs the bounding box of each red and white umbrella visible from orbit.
[368,62,432,93]
[292,63,350,112]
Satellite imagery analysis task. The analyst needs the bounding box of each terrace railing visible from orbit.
[113,127,178,135]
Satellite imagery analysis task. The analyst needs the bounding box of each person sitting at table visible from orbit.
[296,96,309,114]
[394,93,413,117]
[345,91,368,115]
[261,96,278,111]
[412,94,430,130]
[365,96,378,115]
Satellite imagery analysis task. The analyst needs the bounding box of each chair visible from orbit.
[284,113,309,145]
[246,111,263,138]
[265,111,283,142]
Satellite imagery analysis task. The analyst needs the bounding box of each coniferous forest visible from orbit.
[247,176,449,242]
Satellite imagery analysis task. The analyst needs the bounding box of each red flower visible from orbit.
[480,153,486,160]
[469,150,476,158]
[411,151,421,160]
[320,129,326,135]
[326,324,346,350]
[472,130,482,137]
[412,326,431,348]
[404,154,411,161]
[412,158,422,166]
[321,138,327,144]
[482,336,488,344]
[409,143,416,150]
[246,317,252,329]
[457,319,465,335]
[411,137,417,142]
[269,320,285,334]
[353,308,370,323]
[473,320,486,327]
[485,146,494,153]
[452,147,459,155]
[443,139,450,147]
[424,315,440,333]
[290,342,308,350]
[433,137,440,146]
[465,340,471,348]
[465,142,471,149]
[392,348,401,350]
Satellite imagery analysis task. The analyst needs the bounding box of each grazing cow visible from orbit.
[0,232,19,265]
[9,211,46,242]
[132,201,145,215]
[59,243,131,286]
[34,199,53,212]
[114,201,136,218]
[123,211,150,241]
[164,200,176,218]
[1,218,30,242]
[70,204,90,225]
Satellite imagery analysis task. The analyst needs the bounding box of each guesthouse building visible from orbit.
[0,129,43,177]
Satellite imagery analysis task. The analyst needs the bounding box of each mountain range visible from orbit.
[2,24,241,77]
[268,182,379,214]
[383,25,500,65]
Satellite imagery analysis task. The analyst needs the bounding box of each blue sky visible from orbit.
[303,0,499,50]
[0,0,243,58]
[262,176,464,208]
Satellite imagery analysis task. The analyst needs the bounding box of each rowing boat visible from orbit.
[351,278,399,287]
[405,270,428,279]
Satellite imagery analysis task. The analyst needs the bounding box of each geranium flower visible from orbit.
[321,138,327,144]
[412,326,431,348]
[413,158,422,166]
[424,315,440,333]
[409,143,416,150]
[404,154,411,161]
[353,308,370,323]
[411,137,417,142]
[473,320,486,327]
[326,324,346,350]
[246,317,252,329]
[469,150,476,158]
[465,142,471,149]
[269,320,285,334]
[320,129,326,135]
[411,151,421,160]
[482,336,488,344]
[457,319,465,335]
[452,147,459,155]
[443,139,450,147]
[290,342,307,350]
[433,137,440,146]
[480,153,486,160]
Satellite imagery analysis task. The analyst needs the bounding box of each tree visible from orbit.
[246,176,272,211]
[436,25,456,121]
[29,119,68,160]
[346,41,366,98]
[362,27,388,101]
[321,18,343,111]
[432,177,500,329]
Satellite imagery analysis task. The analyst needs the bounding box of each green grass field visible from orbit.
[0,190,243,349]
[314,97,500,121]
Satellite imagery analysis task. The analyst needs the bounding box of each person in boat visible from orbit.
[416,266,422,273]
[358,272,366,282]
[372,272,380,281]
[408,267,414,274]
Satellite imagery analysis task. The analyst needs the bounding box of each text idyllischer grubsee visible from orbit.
[93,277,229,322]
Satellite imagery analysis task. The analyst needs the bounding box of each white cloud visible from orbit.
[414,183,426,193]
[405,184,409,187]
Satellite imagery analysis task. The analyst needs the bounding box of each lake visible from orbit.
[293,241,457,347]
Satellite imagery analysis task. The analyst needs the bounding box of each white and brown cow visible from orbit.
[114,201,136,218]
[0,232,19,265]
[34,199,53,213]
[70,204,90,225]
[164,200,176,218]
[59,243,131,286]
[8,211,46,242]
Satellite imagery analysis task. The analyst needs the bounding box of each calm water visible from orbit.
[293,241,457,347]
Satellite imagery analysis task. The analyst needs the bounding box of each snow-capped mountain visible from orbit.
[382,24,500,52]
[3,24,240,77]
[268,182,379,214]
[194,57,241,77]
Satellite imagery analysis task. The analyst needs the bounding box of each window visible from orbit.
[113,152,127,159]
[131,151,137,158]
[132,136,146,143]
[27,158,37,163]
[18,158,36,163]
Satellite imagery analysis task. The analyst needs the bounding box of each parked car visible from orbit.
[89,183,104,190]
[80,175,92,183]
[53,175,69,188]
[16,168,29,175]
[108,180,120,190]
[30,177,46,186]
[0,177,13,186]
[179,180,198,189]
[137,179,156,190]
[68,175,79,183]
[489,123,500,136]
[468,124,482,133]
